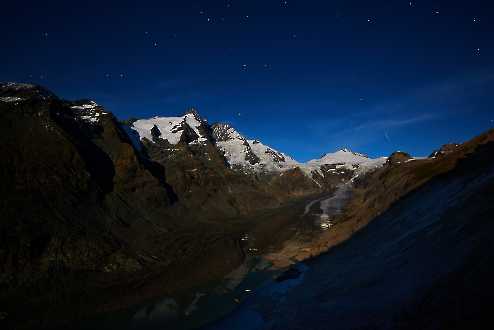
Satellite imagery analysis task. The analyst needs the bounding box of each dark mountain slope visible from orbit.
[0,85,243,329]
[208,130,494,330]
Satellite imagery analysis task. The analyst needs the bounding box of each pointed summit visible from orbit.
[132,109,208,145]
[184,107,203,121]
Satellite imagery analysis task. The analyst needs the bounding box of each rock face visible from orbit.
[386,151,413,165]
[0,84,240,328]
[0,82,178,281]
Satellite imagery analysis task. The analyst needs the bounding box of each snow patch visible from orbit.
[0,96,24,103]
[70,100,105,124]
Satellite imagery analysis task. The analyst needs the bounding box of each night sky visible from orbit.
[1,0,493,161]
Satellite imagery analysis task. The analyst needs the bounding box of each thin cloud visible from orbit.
[352,113,438,132]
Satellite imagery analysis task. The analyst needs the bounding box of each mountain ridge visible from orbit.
[128,110,389,178]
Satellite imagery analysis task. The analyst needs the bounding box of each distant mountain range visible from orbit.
[128,108,388,177]
[1,82,493,330]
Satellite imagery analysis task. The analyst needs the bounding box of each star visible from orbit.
[367,17,374,23]
[409,1,414,7]
[433,10,440,15]
[473,17,479,23]
[281,0,288,7]
[153,41,158,47]
[474,48,481,56]
[241,64,248,71]
[119,73,125,79]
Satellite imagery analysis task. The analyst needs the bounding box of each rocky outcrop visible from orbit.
[429,143,460,158]
[386,151,412,165]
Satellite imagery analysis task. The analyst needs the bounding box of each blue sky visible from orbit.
[1,0,493,161]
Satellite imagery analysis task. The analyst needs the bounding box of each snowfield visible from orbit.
[133,112,208,145]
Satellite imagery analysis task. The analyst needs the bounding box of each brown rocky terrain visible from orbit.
[265,128,494,267]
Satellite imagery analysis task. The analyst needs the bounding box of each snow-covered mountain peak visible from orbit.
[184,107,203,121]
[303,148,387,178]
[132,110,209,145]
[211,123,261,168]
[311,149,370,166]
[211,122,300,172]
